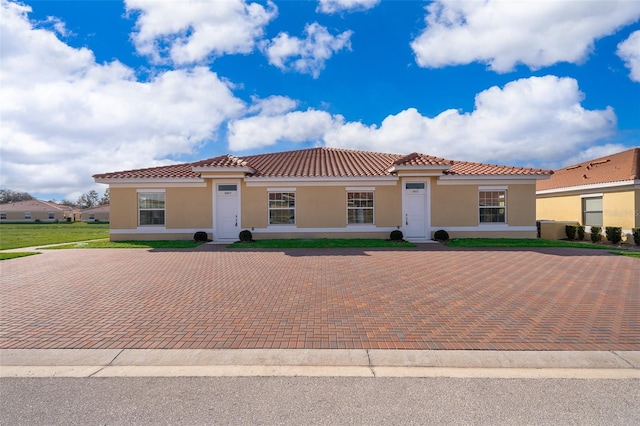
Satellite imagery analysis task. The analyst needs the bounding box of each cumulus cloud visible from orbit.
[324,76,617,164]
[230,76,616,164]
[617,30,640,82]
[262,22,352,78]
[0,1,244,199]
[317,0,380,14]
[126,0,277,64]
[411,0,640,72]
[228,110,338,151]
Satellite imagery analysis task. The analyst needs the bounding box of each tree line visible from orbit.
[0,188,109,209]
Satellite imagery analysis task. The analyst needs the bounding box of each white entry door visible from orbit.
[403,182,427,239]
[216,184,239,240]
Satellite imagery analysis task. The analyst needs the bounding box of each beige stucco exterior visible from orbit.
[102,175,541,241]
[536,187,639,232]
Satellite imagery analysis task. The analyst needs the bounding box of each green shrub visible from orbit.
[389,230,404,241]
[576,225,585,241]
[565,225,576,241]
[605,227,622,245]
[633,228,640,246]
[433,229,449,241]
[238,229,253,242]
[193,231,209,242]
[590,226,602,243]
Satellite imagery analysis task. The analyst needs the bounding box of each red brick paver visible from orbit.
[0,246,638,350]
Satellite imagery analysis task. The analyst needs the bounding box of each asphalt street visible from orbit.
[2,377,639,425]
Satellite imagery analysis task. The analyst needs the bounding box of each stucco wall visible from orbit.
[537,189,638,230]
[431,183,477,227]
[109,188,138,229]
[603,190,637,230]
[165,185,212,229]
[241,184,402,229]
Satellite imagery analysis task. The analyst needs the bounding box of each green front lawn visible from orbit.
[0,222,110,250]
[227,239,415,248]
[445,238,623,250]
[44,240,203,249]
[0,252,40,260]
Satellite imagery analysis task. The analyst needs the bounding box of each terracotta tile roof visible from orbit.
[536,147,640,191]
[393,152,452,166]
[447,161,551,176]
[192,154,250,168]
[0,199,73,212]
[93,162,202,179]
[242,147,400,177]
[93,147,552,180]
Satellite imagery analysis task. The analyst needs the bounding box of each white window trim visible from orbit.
[346,190,375,225]
[478,189,507,224]
[268,190,296,226]
[138,191,166,227]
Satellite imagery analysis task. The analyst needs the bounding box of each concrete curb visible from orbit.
[1,349,638,378]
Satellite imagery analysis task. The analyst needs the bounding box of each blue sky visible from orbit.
[1,0,639,202]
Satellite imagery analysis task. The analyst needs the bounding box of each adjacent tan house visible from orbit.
[536,147,640,236]
[0,199,75,222]
[79,205,110,222]
[93,147,551,242]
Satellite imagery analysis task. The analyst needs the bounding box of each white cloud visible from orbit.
[617,30,640,82]
[324,76,617,164]
[247,95,298,116]
[0,1,244,199]
[262,22,352,78]
[317,0,380,14]
[411,0,640,72]
[228,109,339,151]
[126,0,277,64]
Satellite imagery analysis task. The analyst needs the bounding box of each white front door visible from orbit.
[215,184,239,240]
[403,182,427,239]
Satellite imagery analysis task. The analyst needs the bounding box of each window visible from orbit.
[89,214,95,220]
[347,192,374,224]
[0,213,6,220]
[268,192,295,225]
[138,192,165,226]
[48,213,55,220]
[479,190,506,223]
[24,212,31,220]
[582,196,603,227]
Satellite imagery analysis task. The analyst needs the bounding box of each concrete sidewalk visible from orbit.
[1,349,639,379]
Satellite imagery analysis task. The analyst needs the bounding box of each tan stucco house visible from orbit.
[536,147,640,235]
[93,147,551,242]
[79,205,110,222]
[0,199,75,222]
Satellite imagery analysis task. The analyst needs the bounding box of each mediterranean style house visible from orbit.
[93,147,552,242]
[536,147,640,234]
[0,199,75,222]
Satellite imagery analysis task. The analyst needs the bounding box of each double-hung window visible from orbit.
[268,192,295,225]
[582,196,603,227]
[138,192,165,226]
[479,190,506,223]
[347,191,374,224]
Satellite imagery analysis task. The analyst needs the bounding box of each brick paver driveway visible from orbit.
[1,245,638,350]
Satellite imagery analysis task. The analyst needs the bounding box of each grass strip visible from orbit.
[43,240,203,249]
[609,251,640,258]
[0,252,40,260]
[445,238,622,250]
[228,239,415,248]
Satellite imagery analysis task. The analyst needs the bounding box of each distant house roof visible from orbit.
[536,148,640,191]
[94,147,551,180]
[81,205,110,214]
[0,199,74,212]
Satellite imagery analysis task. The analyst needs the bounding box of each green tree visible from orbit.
[77,190,99,209]
[0,189,34,204]
[99,188,110,206]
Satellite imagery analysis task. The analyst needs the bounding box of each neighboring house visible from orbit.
[0,199,75,222]
[79,205,110,222]
[93,147,551,242]
[536,147,640,235]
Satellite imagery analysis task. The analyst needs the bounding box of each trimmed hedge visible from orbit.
[565,225,576,241]
[633,228,640,246]
[238,229,253,242]
[605,227,622,245]
[389,230,404,241]
[433,229,449,241]
[590,226,602,243]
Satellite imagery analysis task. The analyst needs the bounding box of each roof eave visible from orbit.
[388,165,451,173]
[192,166,255,174]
